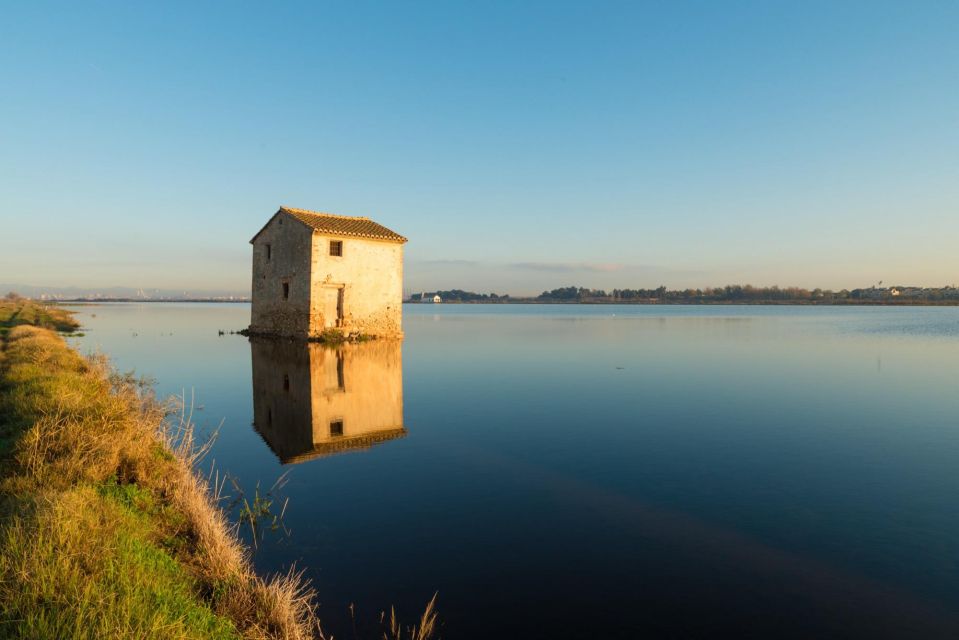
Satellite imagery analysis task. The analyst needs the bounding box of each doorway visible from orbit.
[323,286,345,328]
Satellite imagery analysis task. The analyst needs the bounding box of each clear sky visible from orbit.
[2,1,957,295]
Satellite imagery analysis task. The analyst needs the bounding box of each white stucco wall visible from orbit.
[309,233,404,338]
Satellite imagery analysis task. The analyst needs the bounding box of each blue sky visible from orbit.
[2,1,957,295]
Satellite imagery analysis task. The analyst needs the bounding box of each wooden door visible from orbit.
[322,287,338,328]
[322,286,344,328]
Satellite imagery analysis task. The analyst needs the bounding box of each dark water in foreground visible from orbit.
[69,303,959,638]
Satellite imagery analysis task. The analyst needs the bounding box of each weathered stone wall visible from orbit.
[309,234,404,338]
[250,215,314,337]
[250,338,404,463]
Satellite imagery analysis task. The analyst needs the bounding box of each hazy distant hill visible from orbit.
[0,284,249,300]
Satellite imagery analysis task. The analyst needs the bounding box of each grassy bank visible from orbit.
[0,301,317,638]
[0,299,80,337]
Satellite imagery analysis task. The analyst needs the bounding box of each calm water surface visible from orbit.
[69,303,959,638]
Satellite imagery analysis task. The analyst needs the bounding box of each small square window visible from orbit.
[329,240,343,257]
[282,282,290,300]
[330,420,343,437]
[265,244,271,261]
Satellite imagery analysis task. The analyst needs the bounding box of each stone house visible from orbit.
[249,206,407,339]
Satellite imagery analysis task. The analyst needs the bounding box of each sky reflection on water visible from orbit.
[69,303,959,638]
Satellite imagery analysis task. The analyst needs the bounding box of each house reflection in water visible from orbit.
[250,339,405,464]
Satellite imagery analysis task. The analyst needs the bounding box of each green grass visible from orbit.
[316,328,347,343]
[0,484,238,639]
[0,300,80,337]
[312,328,374,344]
[0,317,242,638]
[0,309,318,639]
[0,301,435,640]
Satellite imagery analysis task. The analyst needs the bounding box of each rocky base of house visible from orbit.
[240,326,398,343]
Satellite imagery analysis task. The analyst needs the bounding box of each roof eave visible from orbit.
[309,229,408,244]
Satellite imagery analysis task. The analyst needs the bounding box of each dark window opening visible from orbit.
[267,408,272,428]
[282,282,290,300]
[329,240,343,257]
[282,374,289,392]
[330,420,344,437]
[265,243,271,261]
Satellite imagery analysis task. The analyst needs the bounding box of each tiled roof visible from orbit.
[280,206,407,243]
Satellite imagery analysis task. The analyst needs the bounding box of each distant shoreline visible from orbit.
[405,299,959,306]
[56,298,250,304]
[41,298,959,307]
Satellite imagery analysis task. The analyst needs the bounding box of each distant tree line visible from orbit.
[408,285,959,304]
[535,285,959,303]
[410,289,509,302]
[537,286,614,300]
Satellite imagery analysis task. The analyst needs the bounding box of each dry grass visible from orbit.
[384,593,439,640]
[0,304,439,640]
[0,300,80,336]
[158,415,319,639]
[0,322,319,638]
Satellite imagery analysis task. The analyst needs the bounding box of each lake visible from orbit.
[68,303,959,638]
